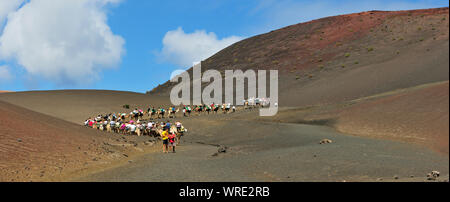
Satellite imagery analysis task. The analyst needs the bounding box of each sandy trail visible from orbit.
[76,118,449,182]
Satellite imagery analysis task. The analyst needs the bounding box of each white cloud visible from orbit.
[159,27,243,68]
[0,65,12,82]
[0,0,125,85]
[0,0,24,29]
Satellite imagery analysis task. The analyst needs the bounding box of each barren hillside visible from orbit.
[150,7,449,108]
[0,90,168,124]
[0,100,152,181]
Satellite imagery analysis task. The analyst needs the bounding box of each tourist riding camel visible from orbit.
[168,106,178,118]
[149,107,156,119]
[225,103,231,113]
[84,101,253,141]
[196,105,203,115]
[213,104,219,114]
[205,105,211,114]
[186,106,192,116]
[157,107,166,119]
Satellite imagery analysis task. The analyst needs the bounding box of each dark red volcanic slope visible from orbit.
[322,81,449,154]
[149,7,449,108]
[0,100,129,181]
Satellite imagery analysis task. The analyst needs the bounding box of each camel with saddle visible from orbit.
[247,98,257,109]
[138,110,144,120]
[213,105,219,114]
[244,101,249,109]
[170,125,187,145]
[153,127,163,137]
[114,122,121,133]
[148,109,156,119]
[186,107,192,116]
[136,124,146,136]
[106,123,112,133]
[168,108,179,118]
[205,106,212,114]
[157,109,166,119]
[224,103,231,114]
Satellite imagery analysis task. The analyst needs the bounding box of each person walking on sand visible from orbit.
[161,128,169,153]
[168,131,176,153]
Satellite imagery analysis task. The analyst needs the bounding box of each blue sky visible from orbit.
[0,0,448,93]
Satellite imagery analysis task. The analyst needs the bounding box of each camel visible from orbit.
[143,125,152,136]
[186,108,192,116]
[115,122,121,133]
[144,122,163,137]
[140,125,146,136]
[155,128,163,138]
[119,124,127,134]
[111,123,117,133]
[132,112,139,121]
[149,110,156,119]
[196,106,203,115]
[224,104,231,113]
[136,127,141,136]
[169,125,177,134]
[248,98,256,109]
[170,125,186,145]
[138,111,144,120]
[244,101,249,109]
[255,98,261,107]
[157,109,166,119]
[149,127,162,137]
[168,108,179,118]
[142,126,148,136]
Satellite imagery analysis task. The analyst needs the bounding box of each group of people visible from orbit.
[84,113,187,153]
[84,99,275,153]
[181,103,236,116]
[141,104,236,119]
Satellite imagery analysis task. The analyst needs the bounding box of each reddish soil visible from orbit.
[0,100,154,182]
[333,82,449,154]
[151,7,449,108]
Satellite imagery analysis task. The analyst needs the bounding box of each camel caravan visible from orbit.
[84,112,188,144]
[83,98,276,143]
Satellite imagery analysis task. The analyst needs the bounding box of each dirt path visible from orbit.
[75,120,449,182]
